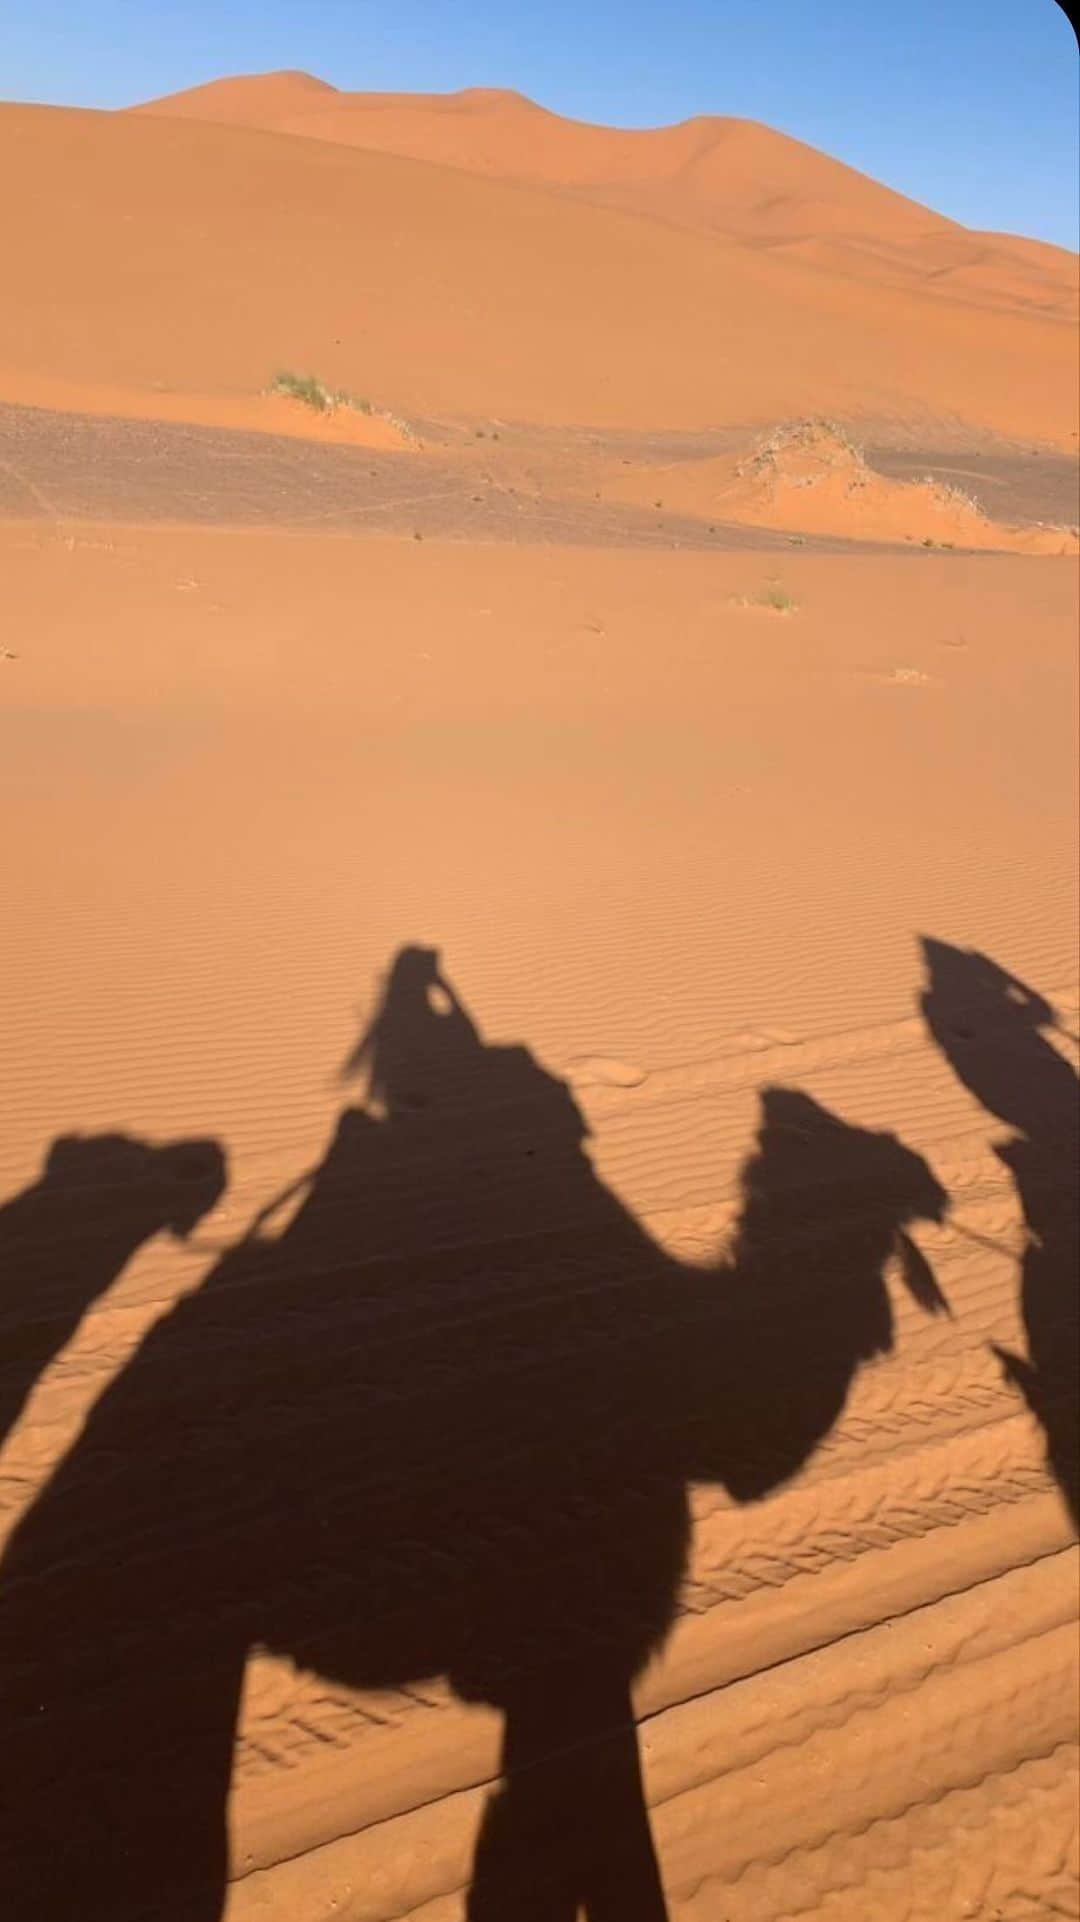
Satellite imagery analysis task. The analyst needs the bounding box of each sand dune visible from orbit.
[134,72,1079,322]
[0,99,1075,451]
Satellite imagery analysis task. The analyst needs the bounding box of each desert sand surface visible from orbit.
[1,65,1078,1922]
[2,403,1076,558]
[2,522,1077,1920]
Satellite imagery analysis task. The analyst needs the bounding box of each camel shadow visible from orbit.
[1,946,948,1919]
[921,937,1078,1524]
[0,1131,225,1453]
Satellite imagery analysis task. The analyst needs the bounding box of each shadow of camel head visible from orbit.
[40,1132,227,1241]
[0,1130,227,1453]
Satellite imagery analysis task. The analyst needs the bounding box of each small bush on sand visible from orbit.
[269,371,374,416]
[738,417,863,482]
[761,581,798,613]
[731,580,798,615]
[922,476,982,517]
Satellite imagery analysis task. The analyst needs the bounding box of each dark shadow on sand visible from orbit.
[921,938,1078,1524]
[0,1132,224,1453]
[1,946,949,1919]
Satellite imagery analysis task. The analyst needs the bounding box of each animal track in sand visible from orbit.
[563,1055,648,1089]
[724,1026,800,1052]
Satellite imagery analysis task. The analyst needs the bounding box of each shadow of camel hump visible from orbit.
[920,936,1079,1524]
[1,946,947,1921]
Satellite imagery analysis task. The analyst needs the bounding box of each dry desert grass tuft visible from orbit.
[731,578,799,614]
[269,369,374,414]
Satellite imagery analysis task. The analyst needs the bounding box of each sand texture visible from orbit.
[1,72,1077,1922]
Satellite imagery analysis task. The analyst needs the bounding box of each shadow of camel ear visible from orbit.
[159,1142,228,1239]
[895,1230,951,1316]
[991,1341,1038,1407]
[42,1134,93,1182]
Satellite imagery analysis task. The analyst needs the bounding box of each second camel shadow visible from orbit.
[921,937,1079,1524]
[1,946,949,1921]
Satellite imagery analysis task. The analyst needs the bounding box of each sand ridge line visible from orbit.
[130,73,1079,329]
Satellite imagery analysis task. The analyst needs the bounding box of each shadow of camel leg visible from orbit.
[467,1672,668,1922]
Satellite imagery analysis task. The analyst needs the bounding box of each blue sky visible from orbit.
[5,0,1078,247]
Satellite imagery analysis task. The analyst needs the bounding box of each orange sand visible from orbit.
[1,523,1077,1918]
[1,66,1077,1922]
[0,371,416,447]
